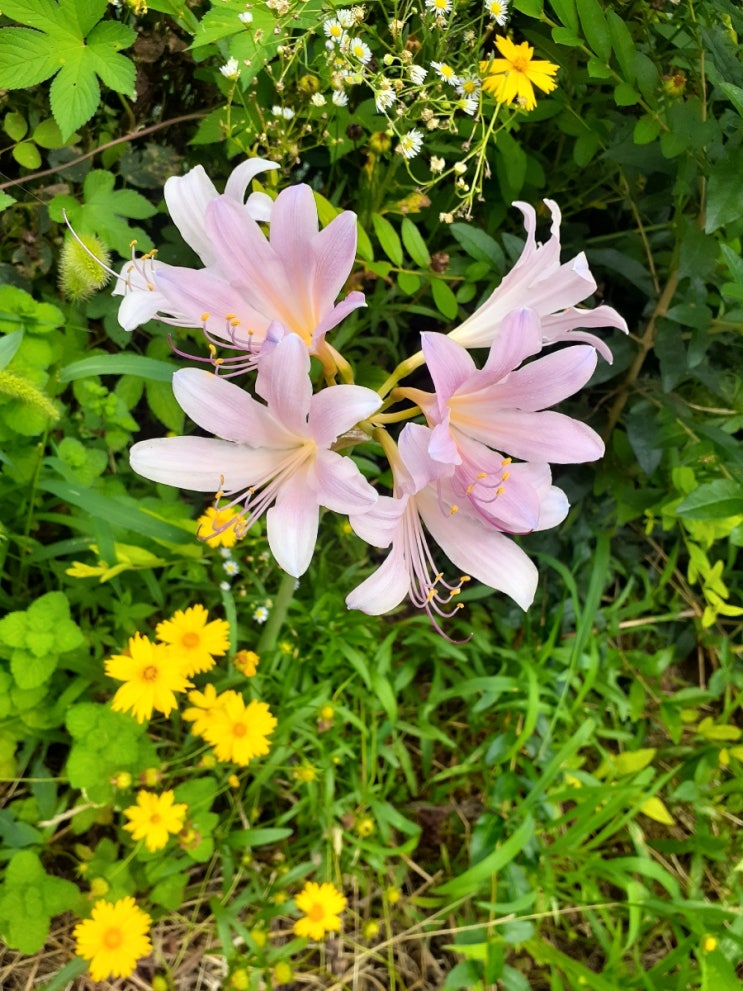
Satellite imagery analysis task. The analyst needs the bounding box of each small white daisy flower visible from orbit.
[253,605,270,624]
[348,37,372,63]
[311,92,327,106]
[397,128,423,159]
[282,106,295,120]
[425,0,452,12]
[238,10,253,23]
[332,88,349,106]
[223,559,240,577]
[324,18,345,43]
[457,75,482,97]
[220,580,232,591]
[485,0,509,25]
[457,96,478,115]
[409,64,428,85]
[337,7,356,27]
[375,80,396,111]
[431,61,460,86]
[219,547,233,559]
[219,57,241,80]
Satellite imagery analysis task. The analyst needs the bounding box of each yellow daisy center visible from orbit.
[150,813,162,824]
[308,903,325,921]
[232,723,247,738]
[141,665,158,682]
[102,927,123,949]
[512,54,530,73]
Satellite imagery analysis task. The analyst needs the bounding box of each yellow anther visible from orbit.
[214,358,224,366]
[225,312,237,320]
[460,575,471,582]
[449,504,459,514]
[201,312,211,322]
[477,472,487,479]
[426,589,436,602]
[465,484,474,494]
[451,587,460,596]
[129,239,138,247]
[126,264,134,273]
[501,458,512,466]
[146,283,154,291]
[208,344,217,357]
[502,471,510,481]
[230,319,241,327]
[497,486,505,495]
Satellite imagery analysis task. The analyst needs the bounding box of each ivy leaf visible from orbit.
[0,0,135,139]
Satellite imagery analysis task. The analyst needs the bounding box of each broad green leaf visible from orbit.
[613,749,656,776]
[431,278,458,319]
[58,0,108,37]
[0,330,23,370]
[633,115,660,144]
[450,223,505,269]
[401,217,431,268]
[12,140,41,170]
[49,55,100,139]
[719,81,743,117]
[86,21,137,94]
[3,111,27,141]
[0,0,76,36]
[698,717,742,742]
[606,10,635,83]
[614,82,640,106]
[0,29,60,88]
[676,480,743,520]
[11,651,57,690]
[32,117,65,148]
[434,815,534,896]
[706,150,743,233]
[397,271,421,295]
[0,192,17,212]
[372,213,403,266]
[550,0,578,32]
[640,796,674,825]
[512,0,543,13]
[576,0,611,60]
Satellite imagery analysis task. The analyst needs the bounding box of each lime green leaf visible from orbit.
[697,717,742,742]
[32,117,66,148]
[0,330,23,371]
[401,217,431,268]
[640,796,674,825]
[12,141,41,170]
[633,115,660,144]
[676,480,743,521]
[86,21,137,94]
[372,213,403,267]
[49,55,100,140]
[613,748,656,776]
[3,112,27,141]
[450,223,504,269]
[0,0,80,35]
[614,82,640,106]
[0,191,17,212]
[606,10,635,83]
[60,354,175,383]
[431,278,459,319]
[0,29,60,88]
[58,0,108,37]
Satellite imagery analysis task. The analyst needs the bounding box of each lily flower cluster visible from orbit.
[113,160,626,632]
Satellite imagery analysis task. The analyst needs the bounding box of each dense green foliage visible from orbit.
[0,0,742,988]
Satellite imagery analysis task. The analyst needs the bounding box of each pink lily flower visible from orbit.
[346,424,567,623]
[114,157,279,332]
[129,335,380,578]
[448,200,627,361]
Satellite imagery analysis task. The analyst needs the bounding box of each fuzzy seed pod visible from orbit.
[59,232,111,302]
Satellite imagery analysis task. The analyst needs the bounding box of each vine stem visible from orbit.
[0,111,208,193]
[256,570,297,655]
[603,269,679,441]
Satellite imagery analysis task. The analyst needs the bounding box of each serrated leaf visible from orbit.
[12,140,41,170]
[0,0,77,37]
[0,29,60,88]
[49,55,100,139]
[86,21,136,95]
[640,796,674,825]
[706,150,743,233]
[11,650,57,690]
[676,480,743,521]
[719,81,743,117]
[58,0,108,37]
[401,217,431,268]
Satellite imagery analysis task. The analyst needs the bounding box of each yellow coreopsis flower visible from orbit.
[197,505,241,548]
[480,35,559,110]
[156,604,230,676]
[233,649,260,677]
[106,633,192,724]
[293,881,347,940]
[202,694,277,766]
[123,790,188,852]
[73,896,152,981]
[182,683,225,738]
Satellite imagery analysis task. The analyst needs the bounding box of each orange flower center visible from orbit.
[150,813,162,824]
[232,723,247,738]
[308,903,325,922]
[141,665,158,681]
[181,632,201,648]
[511,54,530,73]
[102,927,123,949]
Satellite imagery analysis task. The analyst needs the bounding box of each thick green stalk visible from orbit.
[256,570,297,654]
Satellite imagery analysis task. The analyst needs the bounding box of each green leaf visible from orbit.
[676,481,743,521]
[512,0,543,13]
[0,29,60,88]
[550,0,578,32]
[606,10,635,83]
[449,224,505,270]
[11,650,58,690]
[431,278,459,319]
[576,0,611,59]
[49,54,100,139]
[85,20,136,94]
[59,0,108,37]
[32,117,65,148]
[372,213,403,266]
[633,115,660,145]
[60,354,175,383]
[3,111,27,141]
[12,140,41,169]
[0,0,81,36]
[401,217,431,268]
[614,82,640,107]
[434,815,534,896]
[0,191,17,212]
[613,748,656,776]
[719,81,743,117]
[145,379,184,433]
[706,150,743,233]
[0,330,23,371]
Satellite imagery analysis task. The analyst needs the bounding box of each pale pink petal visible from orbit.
[224,157,280,203]
[311,449,377,513]
[254,335,312,433]
[399,423,451,492]
[156,266,269,341]
[428,415,461,466]
[349,495,407,548]
[541,304,628,363]
[244,191,274,222]
[312,211,358,311]
[418,491,538,610]
[479,308,542,383]
[311,291,366,345]
[421,332,476,407]
[130,436,280,492]
[492,345,598,411]
[172,368,291,447]
[535,485,569,530]
[117,286,168,330]
[308,385,381,446]
[454,407,604,463]
[346,545,410,614]
[163,165,219,265]
[266,474,319,576]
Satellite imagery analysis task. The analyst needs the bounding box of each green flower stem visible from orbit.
[257,570,297,654]
[377,349,425,400]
